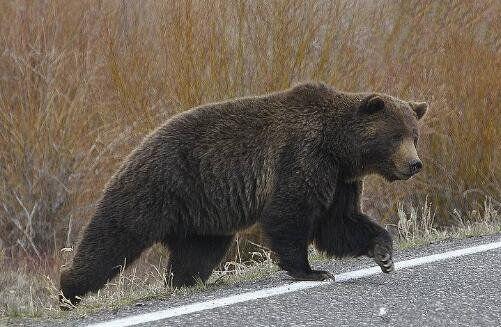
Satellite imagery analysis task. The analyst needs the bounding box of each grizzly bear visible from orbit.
[59,82,427,306]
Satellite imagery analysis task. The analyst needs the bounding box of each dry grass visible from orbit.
[396,197,501,248]
[1,209,499,321]
[0,0,500,320]
[0,240,277,320]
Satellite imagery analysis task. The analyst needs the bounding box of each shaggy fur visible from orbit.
[60,82,427,305]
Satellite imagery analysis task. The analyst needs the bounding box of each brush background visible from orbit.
[0,0,499,261]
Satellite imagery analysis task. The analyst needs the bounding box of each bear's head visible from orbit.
[354,94,428,182]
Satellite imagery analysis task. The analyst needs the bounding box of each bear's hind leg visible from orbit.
[164,234,234,287]
[60,215,153,306]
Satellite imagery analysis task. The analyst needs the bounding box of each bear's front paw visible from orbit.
[374,247,394,273]
[288,269,334,281]
[369,234,394,273]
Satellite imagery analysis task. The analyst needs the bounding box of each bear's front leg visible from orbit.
[347,213,395,273]
[267,231,334,281]
[261,199,334,281]
[312,180,395,274]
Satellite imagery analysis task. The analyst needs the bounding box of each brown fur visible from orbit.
[59,82,427,305]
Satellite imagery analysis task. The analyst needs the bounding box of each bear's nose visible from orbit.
[409,159,423,175]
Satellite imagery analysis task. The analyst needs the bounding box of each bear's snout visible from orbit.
[409,159,423,175]
[390,138,423,180]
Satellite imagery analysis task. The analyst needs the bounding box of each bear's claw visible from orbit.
[289,269,335,281]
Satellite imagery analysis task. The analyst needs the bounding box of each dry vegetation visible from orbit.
[0,0,499,320]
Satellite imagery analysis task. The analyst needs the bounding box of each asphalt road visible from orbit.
[159,241,501,327]
[14,234,501,327]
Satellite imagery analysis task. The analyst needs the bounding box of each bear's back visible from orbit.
[105,84,344,235]
[112,94,289,234]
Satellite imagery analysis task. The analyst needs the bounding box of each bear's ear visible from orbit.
[409,101,428,120]
[361,95,385,114]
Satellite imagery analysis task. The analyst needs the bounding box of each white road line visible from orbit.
[88,239,501,327]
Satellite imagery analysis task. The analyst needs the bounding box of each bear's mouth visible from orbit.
[393,171,414,181]
[383,171,413,182]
